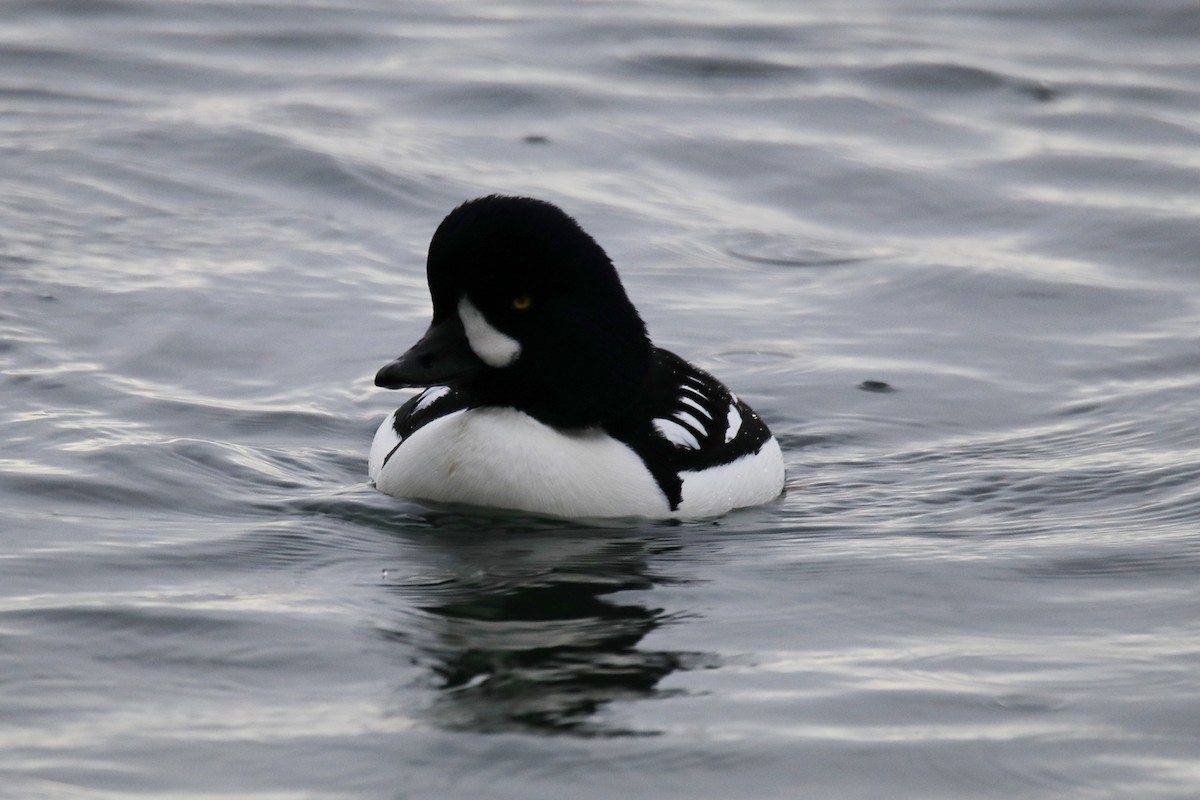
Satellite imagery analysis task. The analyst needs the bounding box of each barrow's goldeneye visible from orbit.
[368,195,784,518]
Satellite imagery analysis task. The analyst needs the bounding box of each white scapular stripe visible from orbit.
[679,394,712,419]
[653,417,700,450]
[673,410,706,437]
[458,296,520,367]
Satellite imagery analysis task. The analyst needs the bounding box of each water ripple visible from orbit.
[3,0,1200,797]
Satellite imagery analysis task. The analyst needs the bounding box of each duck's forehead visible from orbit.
[433,208,547,263]
[429,249,561,300]
[425,201,606,307]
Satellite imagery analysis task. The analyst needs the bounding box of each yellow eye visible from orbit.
[511,294,532,311]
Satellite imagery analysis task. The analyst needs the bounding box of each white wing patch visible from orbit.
[653,417,700,450]
[724,402,742,443]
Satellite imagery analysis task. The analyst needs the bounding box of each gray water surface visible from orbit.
[3,1,1199,798]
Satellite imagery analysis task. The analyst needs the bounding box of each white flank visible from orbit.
[724,402,743,443]
[676,436,785,518]
[458,296,520,367]
[653,417,700,450]
[371,408,786,520]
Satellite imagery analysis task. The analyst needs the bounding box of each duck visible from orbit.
[368,195,784,519]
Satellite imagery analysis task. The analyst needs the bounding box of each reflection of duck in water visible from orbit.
[370,195,784,519]
[377,523,703,735]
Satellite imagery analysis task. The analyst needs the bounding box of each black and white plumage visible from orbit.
[368,195,784,519]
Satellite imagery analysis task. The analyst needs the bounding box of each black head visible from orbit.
[375,195,653,428]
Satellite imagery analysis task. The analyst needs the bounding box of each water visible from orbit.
[3,0,1199,797]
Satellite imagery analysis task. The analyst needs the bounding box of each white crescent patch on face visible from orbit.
[458,296,521,368]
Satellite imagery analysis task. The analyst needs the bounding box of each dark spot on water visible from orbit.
[1056,401,1101,417]
[13,0,137,17]
[990,693,1071,713]
[1022,81,1061,102]
[721,232,890,269]
[1015,289,1061,300]
[858,380,895,393]
[631,53,801,81]
[523,134,550,144]
[859,62,1005,93]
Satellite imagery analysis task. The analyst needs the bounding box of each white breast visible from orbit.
[370,408,672,518]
